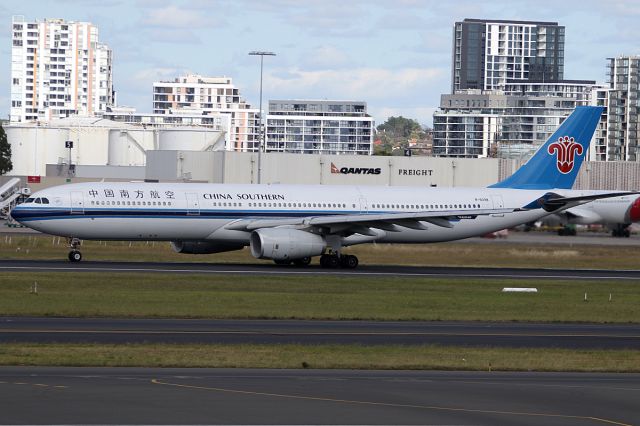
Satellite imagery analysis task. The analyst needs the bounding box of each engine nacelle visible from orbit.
[171,241,244,254]
[250,228,326,261]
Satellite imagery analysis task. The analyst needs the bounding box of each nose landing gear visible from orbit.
[67,237,83,262]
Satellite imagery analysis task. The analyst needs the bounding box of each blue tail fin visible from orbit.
[490,106,603,190]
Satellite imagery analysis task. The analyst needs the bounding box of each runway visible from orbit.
[0,367,637,425]
[2,317,640,349]
[2,259,640,280]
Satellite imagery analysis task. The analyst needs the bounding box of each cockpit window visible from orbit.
[35,198,42,204]
[41,198,49,204]
[25,198,35,203]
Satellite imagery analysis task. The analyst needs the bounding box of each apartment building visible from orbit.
[453,19,565,92]
[152,74,259,152]
[10,16,113,122]
[600,56,640,161]
[265,100,374,155]
[433,81,600,158]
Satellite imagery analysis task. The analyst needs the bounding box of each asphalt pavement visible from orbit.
[2,317,640,349]
[0,367,638,425]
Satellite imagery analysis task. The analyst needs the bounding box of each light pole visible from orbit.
[249,51,276,184]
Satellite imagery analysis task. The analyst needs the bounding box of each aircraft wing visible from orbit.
[224,207,515,235]
[521,191,640,212]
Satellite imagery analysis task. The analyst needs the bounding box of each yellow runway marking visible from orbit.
[0,381,67,389]
[151,378,631,426]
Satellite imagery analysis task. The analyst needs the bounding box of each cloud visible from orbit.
[239,0,377,37]
[267,66,445,100]
[142,5,210,28]
[147,28,203,44]
[300,45,351,69]
[130,67,188,85]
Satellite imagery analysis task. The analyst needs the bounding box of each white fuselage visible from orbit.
[12,182,562,245]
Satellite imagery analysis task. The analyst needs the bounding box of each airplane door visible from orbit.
[491,195,504,217]
[186,193,200,216]
[70,191,84,214]
[359,197,368,214]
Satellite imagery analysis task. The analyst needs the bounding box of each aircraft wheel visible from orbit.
[68,250,82,262]
[293,257,312,266]
[340,255,359,269]
[320,254,340,268]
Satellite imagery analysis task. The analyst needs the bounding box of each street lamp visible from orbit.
[249,51,276,184]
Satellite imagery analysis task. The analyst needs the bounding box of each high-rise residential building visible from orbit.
[265,100,374,155]
[433,81,600,158]
[599,56,640,161]
[152,74,259,152]
[10,16,114,123]
[452,19,565,93]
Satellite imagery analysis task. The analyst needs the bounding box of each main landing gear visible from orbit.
[272,254,359,269]
[611,224,631,238]
[319,253,358,269]
[67,237,82,262]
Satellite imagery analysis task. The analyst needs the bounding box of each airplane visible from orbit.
[10,106,633,268]
[543,193,640,237]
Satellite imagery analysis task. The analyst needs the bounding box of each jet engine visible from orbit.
[250,228,326,261]
[170,241,244,254]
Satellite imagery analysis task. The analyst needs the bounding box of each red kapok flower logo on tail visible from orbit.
[547,136,583,174]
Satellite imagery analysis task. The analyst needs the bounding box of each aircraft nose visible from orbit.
[10,205,26,223]
[629,197,640,222]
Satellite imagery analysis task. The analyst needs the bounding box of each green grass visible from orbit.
[3,233,640,269]
[1,272,639,322]
[1,343,638,372]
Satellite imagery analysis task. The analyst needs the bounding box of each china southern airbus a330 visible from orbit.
[11,106,631,268]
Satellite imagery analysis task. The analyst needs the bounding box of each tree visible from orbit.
[0,123,12,175]
[376,116,422,139]
[374,116,431,156]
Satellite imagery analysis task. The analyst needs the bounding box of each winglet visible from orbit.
[489,106,603,190]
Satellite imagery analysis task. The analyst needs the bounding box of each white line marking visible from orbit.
[0,265,639,280]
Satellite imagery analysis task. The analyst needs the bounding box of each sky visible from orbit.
[1,0,639,127]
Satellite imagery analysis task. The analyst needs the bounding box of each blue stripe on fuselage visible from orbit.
[10,207,360,222]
